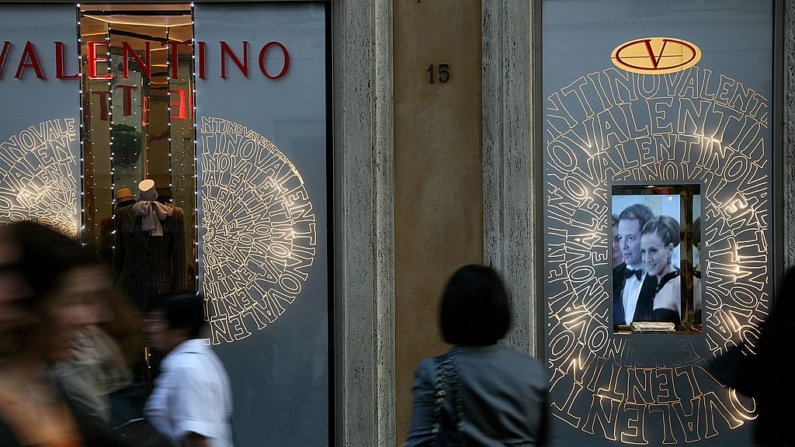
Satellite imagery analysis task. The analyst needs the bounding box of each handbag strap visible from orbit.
[431,354,464,446]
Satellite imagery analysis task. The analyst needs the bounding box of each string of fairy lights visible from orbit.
[76,3,116,248]
[74,2,198,284]
[191,2,199,288]
[107,21,115,242]
[75,4,85,239]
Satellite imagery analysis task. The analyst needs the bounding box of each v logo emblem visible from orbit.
[642,38,670,70]
[612,36,701,75]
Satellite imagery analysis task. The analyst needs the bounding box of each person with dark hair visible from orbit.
[613,203,659,327]
[747,265,795,446]
[144,291,234,447]
[708,266,795,447]
[0,220,132,446]
[640,215,682,326]
[405,264,549,446]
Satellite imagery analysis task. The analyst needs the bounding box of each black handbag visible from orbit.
[431,354,465,447]
[109,383,177,447]
[112,417,177,447]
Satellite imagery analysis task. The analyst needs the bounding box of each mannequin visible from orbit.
[112,179,186,315]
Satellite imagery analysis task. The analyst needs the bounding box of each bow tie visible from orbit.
[624,268,642,280]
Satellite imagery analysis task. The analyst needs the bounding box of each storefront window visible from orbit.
[542,1,773,445]
[1,3,331,445]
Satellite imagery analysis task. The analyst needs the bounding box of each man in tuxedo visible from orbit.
[613,203,658,327]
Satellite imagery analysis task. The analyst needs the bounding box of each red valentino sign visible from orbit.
[0,40,290,80]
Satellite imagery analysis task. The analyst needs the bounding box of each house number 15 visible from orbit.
[427,63,450,83]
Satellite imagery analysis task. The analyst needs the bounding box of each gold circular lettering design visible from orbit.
[199,117,317,345]
[544,66,769,443]
[0,119,80,235]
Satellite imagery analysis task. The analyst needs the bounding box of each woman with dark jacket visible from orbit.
[405,264,550,446]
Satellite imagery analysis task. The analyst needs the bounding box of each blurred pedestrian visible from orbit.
[751,265,795,446]
[144,291,234,447]
[0,225,31,357]
[50,258,141,425]
[710,265,795,447]
[405,264,550,446]
[0,220,131,446]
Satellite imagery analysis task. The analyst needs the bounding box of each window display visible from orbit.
[543,1,773,445]
[0,3,331,446]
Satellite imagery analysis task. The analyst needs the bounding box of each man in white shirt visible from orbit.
[613,204,658,327]
[144,292,234,447]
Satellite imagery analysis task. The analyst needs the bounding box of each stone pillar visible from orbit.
[335,0,395,446]
[482,0,540,355]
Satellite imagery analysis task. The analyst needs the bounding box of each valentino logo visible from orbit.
[611,37,701,74]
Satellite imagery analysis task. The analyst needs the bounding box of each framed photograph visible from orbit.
[612,184,701,334]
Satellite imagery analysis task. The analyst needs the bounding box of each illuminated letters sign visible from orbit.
[611,37,701,75]
[0,40,290,80]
